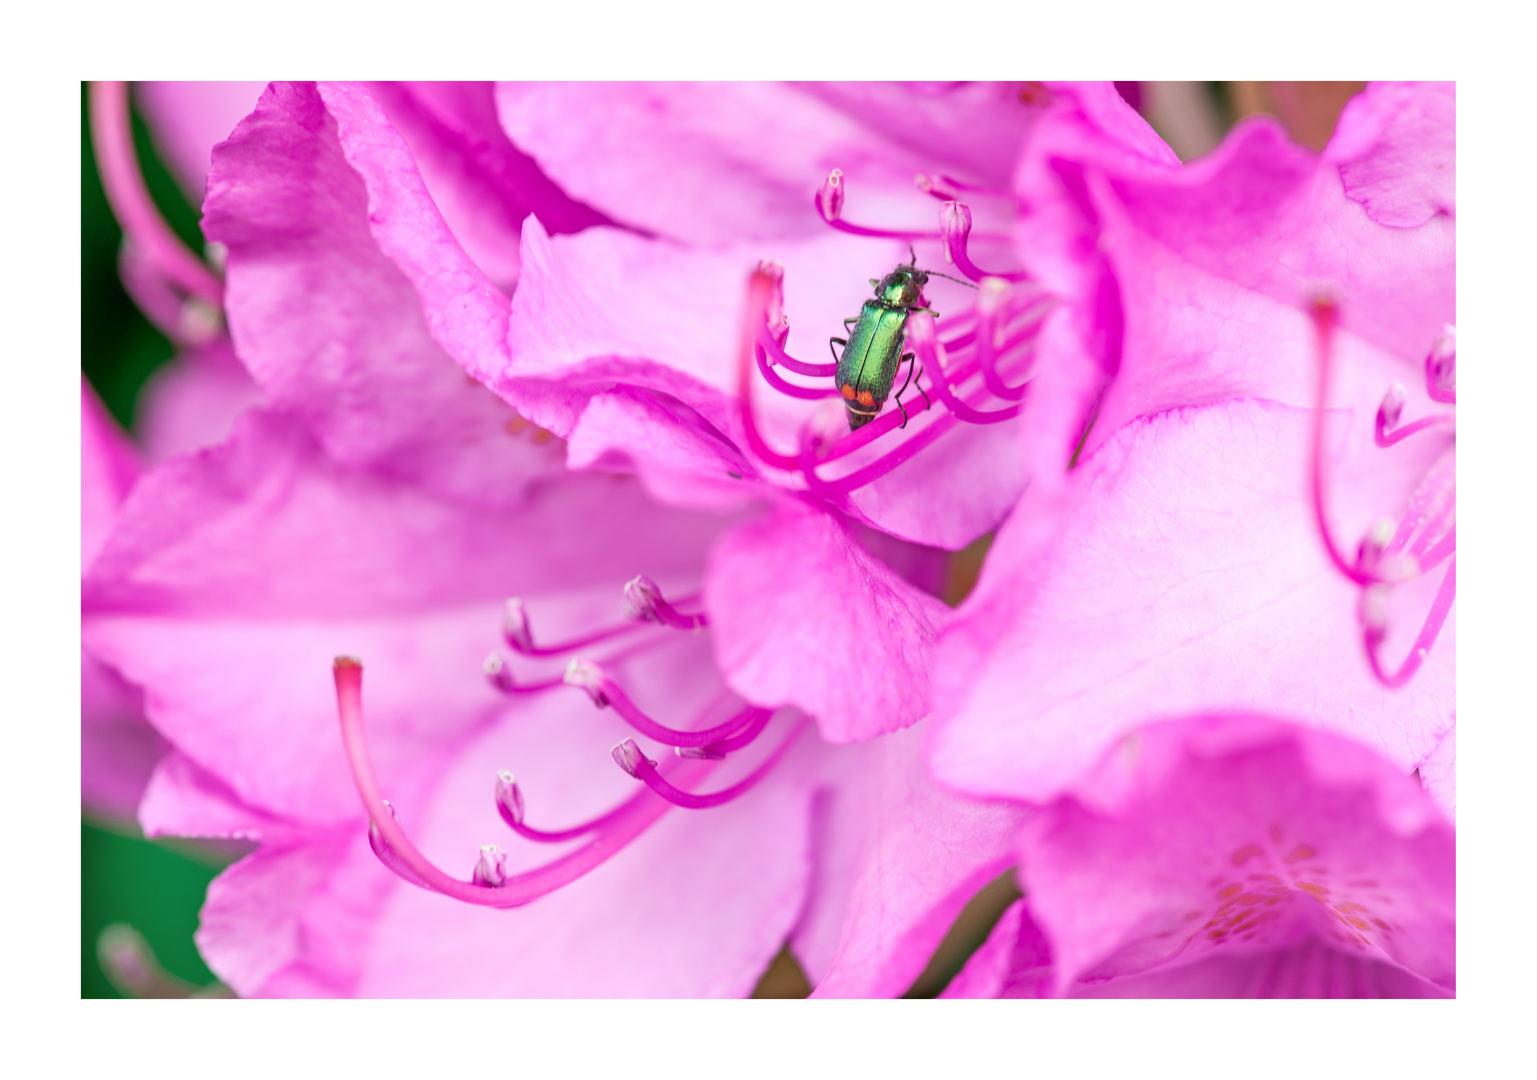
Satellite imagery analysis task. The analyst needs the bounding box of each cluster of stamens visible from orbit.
[335,575,804,907]
[736,169,1053,510]
[1309,297,1456,687]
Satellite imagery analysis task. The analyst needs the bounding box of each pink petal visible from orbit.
[1330,82,1455,228]
[135,81,268,201]
[495,82,1048,244]
[135,340,264,463]
[81,377,139,574]
[795,723,1026,996]
[705,499,949,743]
[365,82,610,292]
[1016,713,1454,996]
[929,398,1454,802]
[1417,722,1455,825]
[204,81,556,510]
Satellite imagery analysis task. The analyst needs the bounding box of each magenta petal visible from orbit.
[135,340,264,463]
[940,898,1053,998]
[197,832,370,997]
[706,500,948,743]
[1417,723,1455,825]
[929,399,1454,802]
[1330,82,1455,228]
[496,82,1045,244]
[1016,713,1454,996]
[139,751,280,842]
[81,377,139,574]
[204,81,554,509]
[796,723,1026,996]
[365,81,609,292]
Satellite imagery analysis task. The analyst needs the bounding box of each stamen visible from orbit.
[758,322,838,378]
[563,659,766,748]
[816,169,941,240]
[940,201,1030,283]
[1425,326,1456,404]
[1308,294,1376,586]
[88,81,224,312]
[622,575,709,630]
[737,268,803,471]
[1375,381,1455,448]
[908,315,1024,424]
[675,707,773,758]
[501,596,650,658]
[1308,295,1456,689]
[472,844,508,887]
[917,173,1018,202]
[494,768,656,844]
[483,653,567,695]
[974,278,1032,400]
[613,715,808,809]
[755,332,841,399]
[1361,558,1457,689]
[336,656,721,907]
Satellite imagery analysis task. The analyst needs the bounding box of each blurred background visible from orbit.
[80,80,1367,998]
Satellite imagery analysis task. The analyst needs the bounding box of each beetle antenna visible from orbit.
[921,269,978,289]
[907,243,917,268]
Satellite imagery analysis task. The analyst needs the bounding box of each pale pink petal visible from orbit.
[136,81,268,201]
[1015,713,1454,996]
[929,399,1455,802]
[81,377,139,574]
[706,500,949,743]
[365,82,610,292]
[139,751,282,842]
[135,340,264,462]
[204,81,557,509]
[84,410,724,618]
[495,82,1047,244]
[796,723,1026,996]
[1417,722,1455,825]
[940,898,1052,998]
[1330,82,1455,228]
[81,649,164,822]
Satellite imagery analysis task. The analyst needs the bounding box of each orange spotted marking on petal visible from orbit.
[1216,883,1242,900]
[1284,844,1317,863]
[1231,844,1263,865]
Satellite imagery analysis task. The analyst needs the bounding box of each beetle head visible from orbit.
[875,264,929,307]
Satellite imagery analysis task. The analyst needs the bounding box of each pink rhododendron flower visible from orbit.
[928,82,1455,823]
[83,81,1025,994]
[286,80,1182,747]
[941,713,1453,998]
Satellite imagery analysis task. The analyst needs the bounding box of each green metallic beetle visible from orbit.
[830,255,969,430]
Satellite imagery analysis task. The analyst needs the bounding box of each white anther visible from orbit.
[502,598,533,652]
[473,844,507,888]
[1378,381,1407,431]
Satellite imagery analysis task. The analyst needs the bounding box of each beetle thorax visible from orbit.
[876,267,927,307]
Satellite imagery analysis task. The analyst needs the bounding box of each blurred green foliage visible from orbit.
[82,82,237,998]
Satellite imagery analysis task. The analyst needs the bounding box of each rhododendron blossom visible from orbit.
[81,80,1456,999]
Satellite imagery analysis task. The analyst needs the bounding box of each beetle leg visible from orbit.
[912,306,940,319]
[844,317,858,332]
[893,351,919,429]
[829,336,846,363]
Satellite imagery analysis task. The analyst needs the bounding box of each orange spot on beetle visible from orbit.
[857,390,876,406]
[840,383,856,400]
